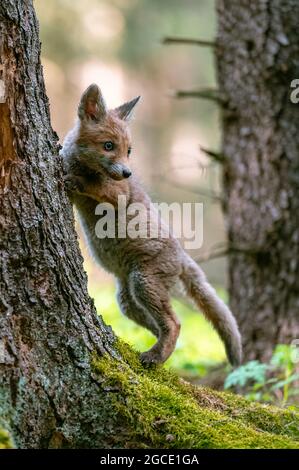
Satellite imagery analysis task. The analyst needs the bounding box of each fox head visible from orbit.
[76,84,140,181]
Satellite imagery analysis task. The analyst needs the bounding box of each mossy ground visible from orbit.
[92,339,299,449]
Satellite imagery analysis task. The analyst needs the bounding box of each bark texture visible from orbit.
[0,0,299,449]
[216,0,299,361]
[0,0,120,448]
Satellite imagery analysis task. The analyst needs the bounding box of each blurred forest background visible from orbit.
[34,0,228,376]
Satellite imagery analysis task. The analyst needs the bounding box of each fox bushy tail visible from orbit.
[180,254,242,366]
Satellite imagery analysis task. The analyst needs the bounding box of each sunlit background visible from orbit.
[35,0,229,378]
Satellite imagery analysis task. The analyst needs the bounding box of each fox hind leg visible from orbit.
[117,282,160,338]
[128,271,181,366]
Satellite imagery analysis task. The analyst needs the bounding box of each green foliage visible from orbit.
[224,361,268,389]
[224,345,299,406]
[0,427,14,449]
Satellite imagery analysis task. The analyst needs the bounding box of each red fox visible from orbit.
[62,84,242,366]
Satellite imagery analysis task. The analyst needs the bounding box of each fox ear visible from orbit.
[114,96,141,121]
[78,84,107,122]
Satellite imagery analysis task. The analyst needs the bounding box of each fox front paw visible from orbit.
[63,175,85,194]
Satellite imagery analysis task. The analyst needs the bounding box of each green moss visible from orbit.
[91,339,299,449]
[0,427,14,449]
[191,386,299,441]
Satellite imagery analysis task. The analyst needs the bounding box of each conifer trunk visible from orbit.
[0,0,121,448]
[216,0,299,361]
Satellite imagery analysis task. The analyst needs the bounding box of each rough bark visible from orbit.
[0,0,299,449]
[216,0,299,361]
[0,0,121,448]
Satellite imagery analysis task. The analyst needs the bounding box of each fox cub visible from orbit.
[62,84,242,366]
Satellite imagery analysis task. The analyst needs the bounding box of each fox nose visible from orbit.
[122,168,132,178]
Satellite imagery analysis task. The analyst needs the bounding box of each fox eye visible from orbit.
[104,141,114,151]
[128,147,132,157]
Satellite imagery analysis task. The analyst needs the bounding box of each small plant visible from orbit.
[224,344,299,406]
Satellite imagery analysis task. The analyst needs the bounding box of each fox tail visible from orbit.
[180,253,242,366]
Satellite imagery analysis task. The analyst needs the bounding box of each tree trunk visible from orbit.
[0,0,123,449]
[216,0,299,361]
[0,0,299,449]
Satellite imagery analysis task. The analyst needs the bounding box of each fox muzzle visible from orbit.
[78,149,132,181]
[107,162,132,181]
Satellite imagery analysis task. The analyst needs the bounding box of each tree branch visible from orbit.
[200,145,227,164]
[162,37,216,48]
[173,88,225,104]
[194,243,266,263]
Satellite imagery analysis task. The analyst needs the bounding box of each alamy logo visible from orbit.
[290,79,299,103]
[94,195,203,250]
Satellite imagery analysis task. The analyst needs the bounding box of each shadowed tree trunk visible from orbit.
[0,0,124,449]
[216,0,299,361]
[0,0,299,449]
